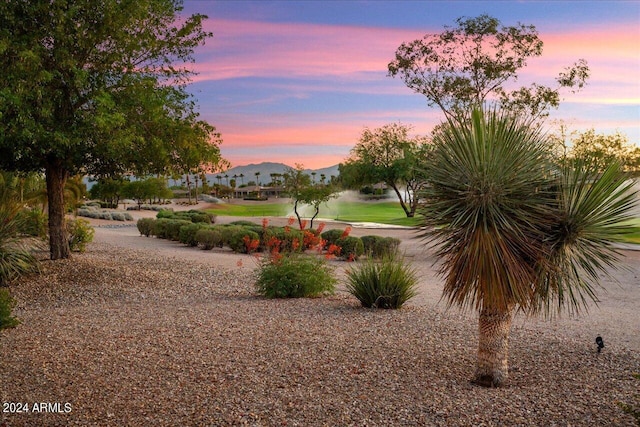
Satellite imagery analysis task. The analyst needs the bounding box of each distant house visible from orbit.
[233,185,285,199]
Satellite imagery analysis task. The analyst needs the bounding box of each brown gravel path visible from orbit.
[1,211,639,426]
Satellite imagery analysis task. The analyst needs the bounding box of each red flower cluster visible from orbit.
[325,244,342,259]
[243,235,260,254]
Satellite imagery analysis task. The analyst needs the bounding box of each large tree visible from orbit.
[340,123,430,218]
[421,108,637,387]
[388,14,589,121]
[0,0,224,259]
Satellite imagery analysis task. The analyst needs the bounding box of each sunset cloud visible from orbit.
[183,3,639,168]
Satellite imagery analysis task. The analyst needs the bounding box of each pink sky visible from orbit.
[184,3,640,169]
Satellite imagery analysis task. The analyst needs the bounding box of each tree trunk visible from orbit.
[46,161,70,260]
[389,183,413,217]
[474,306,514,387]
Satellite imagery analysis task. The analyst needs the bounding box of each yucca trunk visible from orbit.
[474,306,515,387]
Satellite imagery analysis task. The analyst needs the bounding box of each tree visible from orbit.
[388,14,589,121]
[341,123,430,217]
[284,165,335,229]
[0,0,224,259]
[421,108,637,387]
[567,129,640,175]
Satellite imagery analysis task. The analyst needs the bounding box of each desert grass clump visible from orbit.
[0,288,20,329]
[255,254,336,298]
[345,254,418,309]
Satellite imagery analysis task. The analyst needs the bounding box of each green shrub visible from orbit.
[165,219,192,241]
[178,223,208,246]
[345,254,418,309]
[361,235,382,255]
[218,225,242,247]
[255,254,336,298]
[156,209,176,219]
[195,228,224,250]
[229,228,260,253]
[361,235,401,258]
[229,220,257,227]
[137,218,155,237]
[152,218,172,238]
[0,288,20,329]
[67,218,95,252]
[336,236,364,261]
[263,226,304,253]
[320,229,344,248]
[16,208,47,238]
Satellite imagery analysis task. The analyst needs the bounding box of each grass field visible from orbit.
[206,200,640,243]
[206,200,421,226]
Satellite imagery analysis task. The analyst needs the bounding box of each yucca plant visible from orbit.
[345,254,418,309]
[421,108,638,387]
[0,179,40,286]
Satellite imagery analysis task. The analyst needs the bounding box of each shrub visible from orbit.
[345,254,418,309]
[123,212,134,221]
[336,236,364,261]
[361,235,382,255]
[229,228,260,253]
[156,209,176,219]
[361,235,401,258]
[110,212,126,221]
[98,211,113,220]
[165,219,192,241]
[263,227,304,253]
[178,223,208,246]
[137,218,155,237]
[67,218,95,252]
[16,208,47,238]
[320,229,344,248]
[195,228,224,250]
[255,254,336,298]
[0,288,20,330]
[229,220,257,227]
[152,218,172,238]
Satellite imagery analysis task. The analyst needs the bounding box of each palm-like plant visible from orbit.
[0,175,40,285]
[421,108,638,387]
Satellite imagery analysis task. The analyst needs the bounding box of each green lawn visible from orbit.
[205,200,640,243]
[619,218,640,244]
[206,200,421,226]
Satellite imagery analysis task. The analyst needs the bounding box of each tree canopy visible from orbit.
[284,165,336,229]
[340,123,430,218]
[388,14,589,121]
[0,0,225,259]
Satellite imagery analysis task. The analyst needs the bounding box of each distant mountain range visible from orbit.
[209,162,340,185]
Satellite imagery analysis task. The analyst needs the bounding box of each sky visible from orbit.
[180,0,640,170]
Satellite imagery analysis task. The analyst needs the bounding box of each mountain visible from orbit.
[212,162,340,185]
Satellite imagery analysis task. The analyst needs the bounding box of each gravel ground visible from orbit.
[1,214,639,426]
